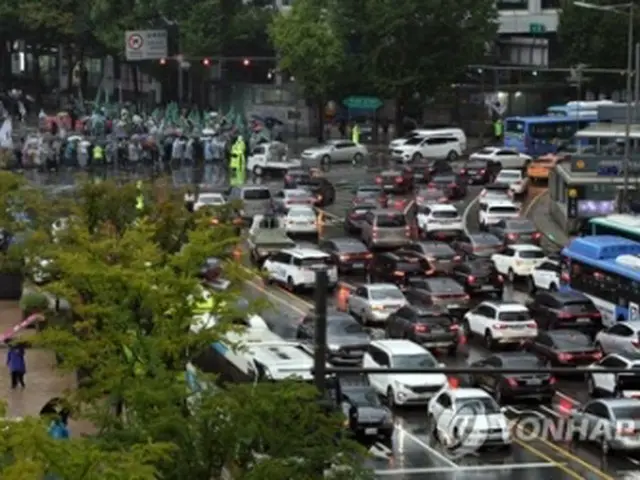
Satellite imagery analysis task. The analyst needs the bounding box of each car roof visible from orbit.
[373,208,404,215]
[482,301,529,311]
[367,283,401,290]
[372,339,428,354]
[241,185,270,192]
[281,247,328,258]
[287,205,315,213]
[547,290,591,302]
[380,169,402,175]
[485,200,519,207]
[284,188,311,195]
[469,233,501,242]
[498,169,523,175]
[430,204,458,211]
[449,388,493,399]
[510,244,543,251]
[416,241,454,250]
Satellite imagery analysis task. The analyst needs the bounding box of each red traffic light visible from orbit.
[159,58,167,65]
[243,58,250,66]
[202,58,210,66]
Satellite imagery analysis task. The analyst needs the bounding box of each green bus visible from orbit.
[588,214,640,243]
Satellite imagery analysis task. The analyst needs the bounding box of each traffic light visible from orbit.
[202,58,210,66]
[159,58,167,65]
[243,58,250,67]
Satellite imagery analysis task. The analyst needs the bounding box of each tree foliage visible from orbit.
[0,174,368,479]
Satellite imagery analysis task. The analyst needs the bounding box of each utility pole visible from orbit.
[623,3,634,212]
[313,269,328,396]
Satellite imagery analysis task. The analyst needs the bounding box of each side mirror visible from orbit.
[438,363,445,368]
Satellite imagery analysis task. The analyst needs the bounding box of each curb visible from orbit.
[523,191,564,251]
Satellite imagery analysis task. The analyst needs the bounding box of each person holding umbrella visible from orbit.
[6,342,26,389]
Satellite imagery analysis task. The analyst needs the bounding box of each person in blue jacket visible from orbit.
[6,344,26,389]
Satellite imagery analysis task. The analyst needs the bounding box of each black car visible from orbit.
[452,233,504,258]
[524,329,602,369]
[368,250,435,289]
[401,241,461,273]
[386,305,460,355]
[403,277,471,319]
[297,310,370,364]
[428,174,467,200]
[375,169,413,194]
[285,170,336,206]
[459,159,501,185]
[487,218,542,246]
[411,159,453,184]
[415,186,448,205]
[319,237,372,273]
[339,384,393,443]
[451,258,504,297]
[526,291,603,338]
[344,204,378,234]
[469,353,556,404]
[351,184,387,208]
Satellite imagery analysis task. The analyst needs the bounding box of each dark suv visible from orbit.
[526,291,603,338]
[386,305,460,356]
[368,251,435,289]
[451,258,504,297]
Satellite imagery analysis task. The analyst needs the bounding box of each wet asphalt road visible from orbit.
[242,165,640,479]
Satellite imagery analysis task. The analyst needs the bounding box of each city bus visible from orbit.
[560,235,640,325]
[547,100,613,118]
[504,116,595,156]
[588,214,640,242]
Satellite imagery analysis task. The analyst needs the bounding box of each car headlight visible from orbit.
[394,381,409,390]
[328,344,340,352]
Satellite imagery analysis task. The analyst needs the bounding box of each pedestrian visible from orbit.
[493,118,503,144]
[351,122,360,144]
[6,343,26,389]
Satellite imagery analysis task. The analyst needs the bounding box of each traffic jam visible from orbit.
[196,127,640,479]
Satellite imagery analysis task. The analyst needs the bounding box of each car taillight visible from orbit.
[633,340,640,348]
[561,272,570,282]
[493,323,508,329]
[415,324,429,333]
[526,322,537,329]
[449,324,459,332]
[480,169,486,173]
[428,183,436,188]
[375,176,382,184]
[497,275,504,283]
[549,376,557,385]
[364,253,373,259]
[395,176,403,183]
[506,377,518,387]
[507,233,518,240]
[557,312,573,319]
[453,255,461,262]
[372,227,379,238]
[558,352,573,362]
[467,275,476,284]
[532,232,542,239]
[459,169,467,174]
[285,175,292,182]
[405,225,411,237]
[393,271,405,277]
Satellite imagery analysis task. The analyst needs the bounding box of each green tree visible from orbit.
[352,0,498,132]
[269,0,348,138]
[0,175,369,479]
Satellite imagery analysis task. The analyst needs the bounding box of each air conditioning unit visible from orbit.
[616,254,640,269]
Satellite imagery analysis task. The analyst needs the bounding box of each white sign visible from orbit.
[125,30,168,61]
[484,93,506,116]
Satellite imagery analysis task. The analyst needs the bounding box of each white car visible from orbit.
[363,339,448,406]
[389,128,467,150]
[529,259,561,292]
[587,354,640,398]
[347,283,407,325]
[478,200,520,229]
[428,386,511,449]
[194,192,226,211]
[469,147,532,169]
[300,140,368,166]
[263,247,338,291]
[491,244,545,282]
[390,136,462,163]
[416,204,463,237]
[478,184,512,207]
[595,322,640,357]
[247,141,301,176]
[284,205,318,235]
[462,301,538,349]
[495,169,529,196]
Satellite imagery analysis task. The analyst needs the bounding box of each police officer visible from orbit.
[135,181,144,213]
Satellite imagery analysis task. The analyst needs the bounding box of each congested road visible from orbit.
[238,165,640,479]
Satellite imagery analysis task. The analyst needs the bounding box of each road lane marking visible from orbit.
[511,438,585,480]
[374,463,564,475]
[462,196,479,235]
[394,426,459,469]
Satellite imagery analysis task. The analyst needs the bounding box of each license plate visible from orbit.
[481,285,494,290]
[365,428,377,435]
[528,379,542,386]
[510,325,525,329]
[426,342,450,347]
[449,304,460,308]
[576,318,591,324]
[352,262,364,268]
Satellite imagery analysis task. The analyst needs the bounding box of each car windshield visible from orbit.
[328,319,365,335]
[489,206,518,214]
[337,242,367,253]
[551,332,592,351]
[199,195,224,205]
[347,389,382,407]
[427,280,465,295]
[352,207,375,215]
[376,214,406,228]
[423,244,455,256]
[498,311,531,322]
[289,209,315,218]
[507,220,535,232]
[478,148,496,155]
[433,176,454,183]
[287,190,310,198]
[432,210,458,219]
[370,288,404,301]
[455,397,500,414]
[405,137,423,145]
[497,172,521,180]
[244,189,271,200]
[299,257,334,267]
[471,235,501,246]
[393,353,438,369]
[500,355,539,367]
[519,250,544,259]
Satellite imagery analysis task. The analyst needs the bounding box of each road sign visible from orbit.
[529,23,546,34]
[484,94,506,116]
[125,30,168,61]
[343,96,383,110]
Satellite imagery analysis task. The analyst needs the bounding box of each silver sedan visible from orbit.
[271,188,316,213]
[300,140,369,167]
[346,283,407,325]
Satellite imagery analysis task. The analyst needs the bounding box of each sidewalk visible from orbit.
[526,191,569,252]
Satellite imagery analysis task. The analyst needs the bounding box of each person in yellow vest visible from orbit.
[351,123,360,144]
[191,289,215,315]
[237,136,246,184]
[493,118,503,143]
[135,180,144,212]
[229,140,242,187]
[92,143,104,164]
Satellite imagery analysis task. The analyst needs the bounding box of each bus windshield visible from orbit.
[588,215,640,243]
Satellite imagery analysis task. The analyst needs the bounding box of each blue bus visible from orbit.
[504,116,595,156]
[561,235,640,325]
[547,100,614,118]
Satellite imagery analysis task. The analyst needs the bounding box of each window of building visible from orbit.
[497,0,529,10]
[541,0,560,8]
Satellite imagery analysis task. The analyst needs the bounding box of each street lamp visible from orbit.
[574,1,634,210]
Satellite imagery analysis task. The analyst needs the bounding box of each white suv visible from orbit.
[529,259,561,293]
[263,247,338,291]
[363,339,447,407]
[495,169,529,196]
[462,301,537,349]
[391,136,463,163]
[416,203,463,237]
[478,200,520,229]
[491,244,545,282]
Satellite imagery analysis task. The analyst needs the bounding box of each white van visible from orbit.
[389,128,467,152]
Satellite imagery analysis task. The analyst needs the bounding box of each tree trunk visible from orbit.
[0,38,11,87]
[394,97,405,137]
[31,47,42,105]
[316,98,325,143]
[132,65,140,104]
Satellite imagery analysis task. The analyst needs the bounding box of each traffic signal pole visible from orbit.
[313,269,328,396]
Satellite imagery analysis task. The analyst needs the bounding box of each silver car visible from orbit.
[360,209,411,249]
[271,188,315,213]
[347,283,407,325]
[228,186,272,220]
[570,398,640,453]
[595,321,640,356]
[300,140,368,167]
